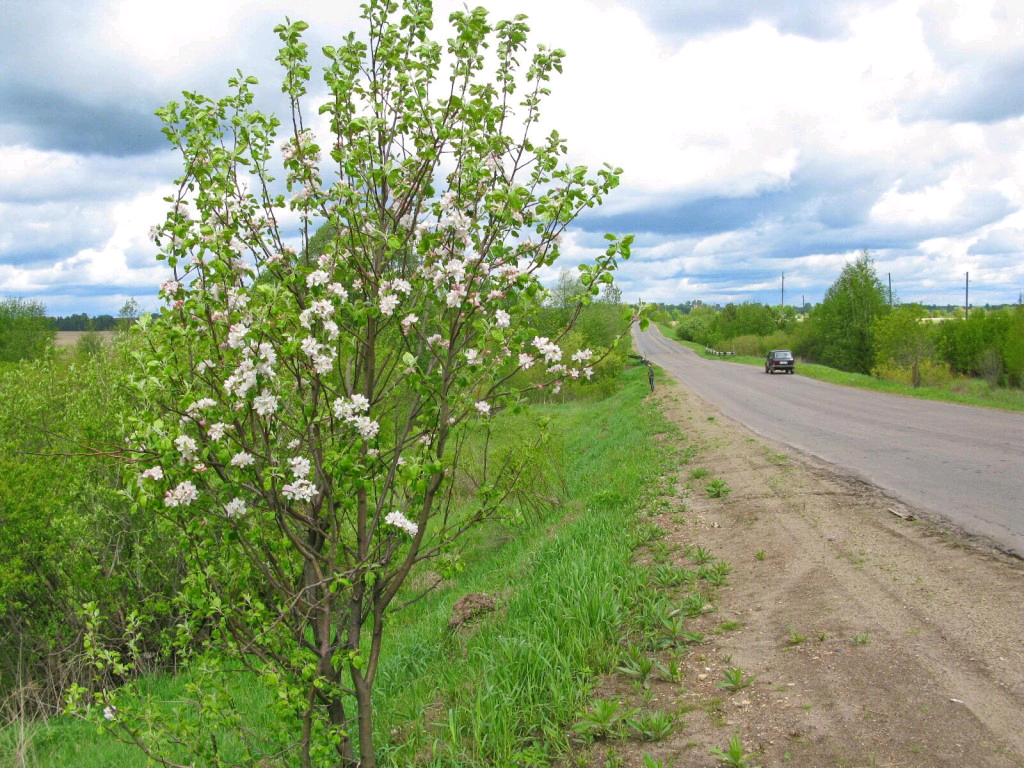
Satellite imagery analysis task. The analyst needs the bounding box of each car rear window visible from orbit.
[772,351,793,359]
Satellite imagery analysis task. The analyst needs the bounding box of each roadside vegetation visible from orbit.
[2,359,729,767]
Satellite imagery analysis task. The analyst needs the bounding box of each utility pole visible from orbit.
[965,272,969,320]
[781,272,785,308]
[888,273,892,306]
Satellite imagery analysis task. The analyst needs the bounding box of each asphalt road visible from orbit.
[634,325,1024,556]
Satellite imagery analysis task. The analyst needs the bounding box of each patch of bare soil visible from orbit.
[571,378,1024,768]
[53,330,116,347]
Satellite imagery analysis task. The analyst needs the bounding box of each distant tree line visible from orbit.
[49,313,119,331]
[660,251,1024,389]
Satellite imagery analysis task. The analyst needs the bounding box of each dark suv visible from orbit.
[765,349,795,374]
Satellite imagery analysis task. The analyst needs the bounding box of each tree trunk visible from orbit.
[353,667,375,767]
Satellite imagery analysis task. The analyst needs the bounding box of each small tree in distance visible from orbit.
[802,250,889,374]
[0,297,55,362]
[70,3,632,767]
[872,303,937,387]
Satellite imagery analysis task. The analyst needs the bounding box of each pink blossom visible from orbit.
[474,401,491,416]
[532,336,562,363]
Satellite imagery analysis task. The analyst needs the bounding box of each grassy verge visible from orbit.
[7,365,698,767]
[655,322,1024,412]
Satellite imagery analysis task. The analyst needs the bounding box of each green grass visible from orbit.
[654,326,1024,412]
[13,366,680,768]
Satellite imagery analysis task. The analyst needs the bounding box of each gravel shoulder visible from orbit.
[593,377,1024,768]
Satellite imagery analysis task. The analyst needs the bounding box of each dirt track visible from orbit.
[589,377,1024,768]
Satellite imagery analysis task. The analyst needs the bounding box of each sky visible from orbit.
[2,0,1023,317]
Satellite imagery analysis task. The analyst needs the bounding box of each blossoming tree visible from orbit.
[74,2,631,765]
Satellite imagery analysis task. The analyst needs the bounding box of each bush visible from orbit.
[0,298,55,363]
[727,332,795,357]
[0,341,184,716]
[871,360,954,388]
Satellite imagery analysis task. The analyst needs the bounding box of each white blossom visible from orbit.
[306,269,329,287]
[207,423,228,441]
[475,401,491,416]
[231,451,255,468]
[186,398,217,416]
[385,510,418,536]
[253,390,279,417]
[174,435,197,460]
[227,323,249,349]
[224,359,258,398]
[571,348,593,363]
[494,309,510,328]
[379,294,399,316]
[164,481,199,508]
[351,416,380,439]
[224,498,247,518]
[311,353,334,374]
[301,337,322,358]
[289,456,311,478]
[282,478,317,502]
[227,289,249,310]
[445,286,465,307]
